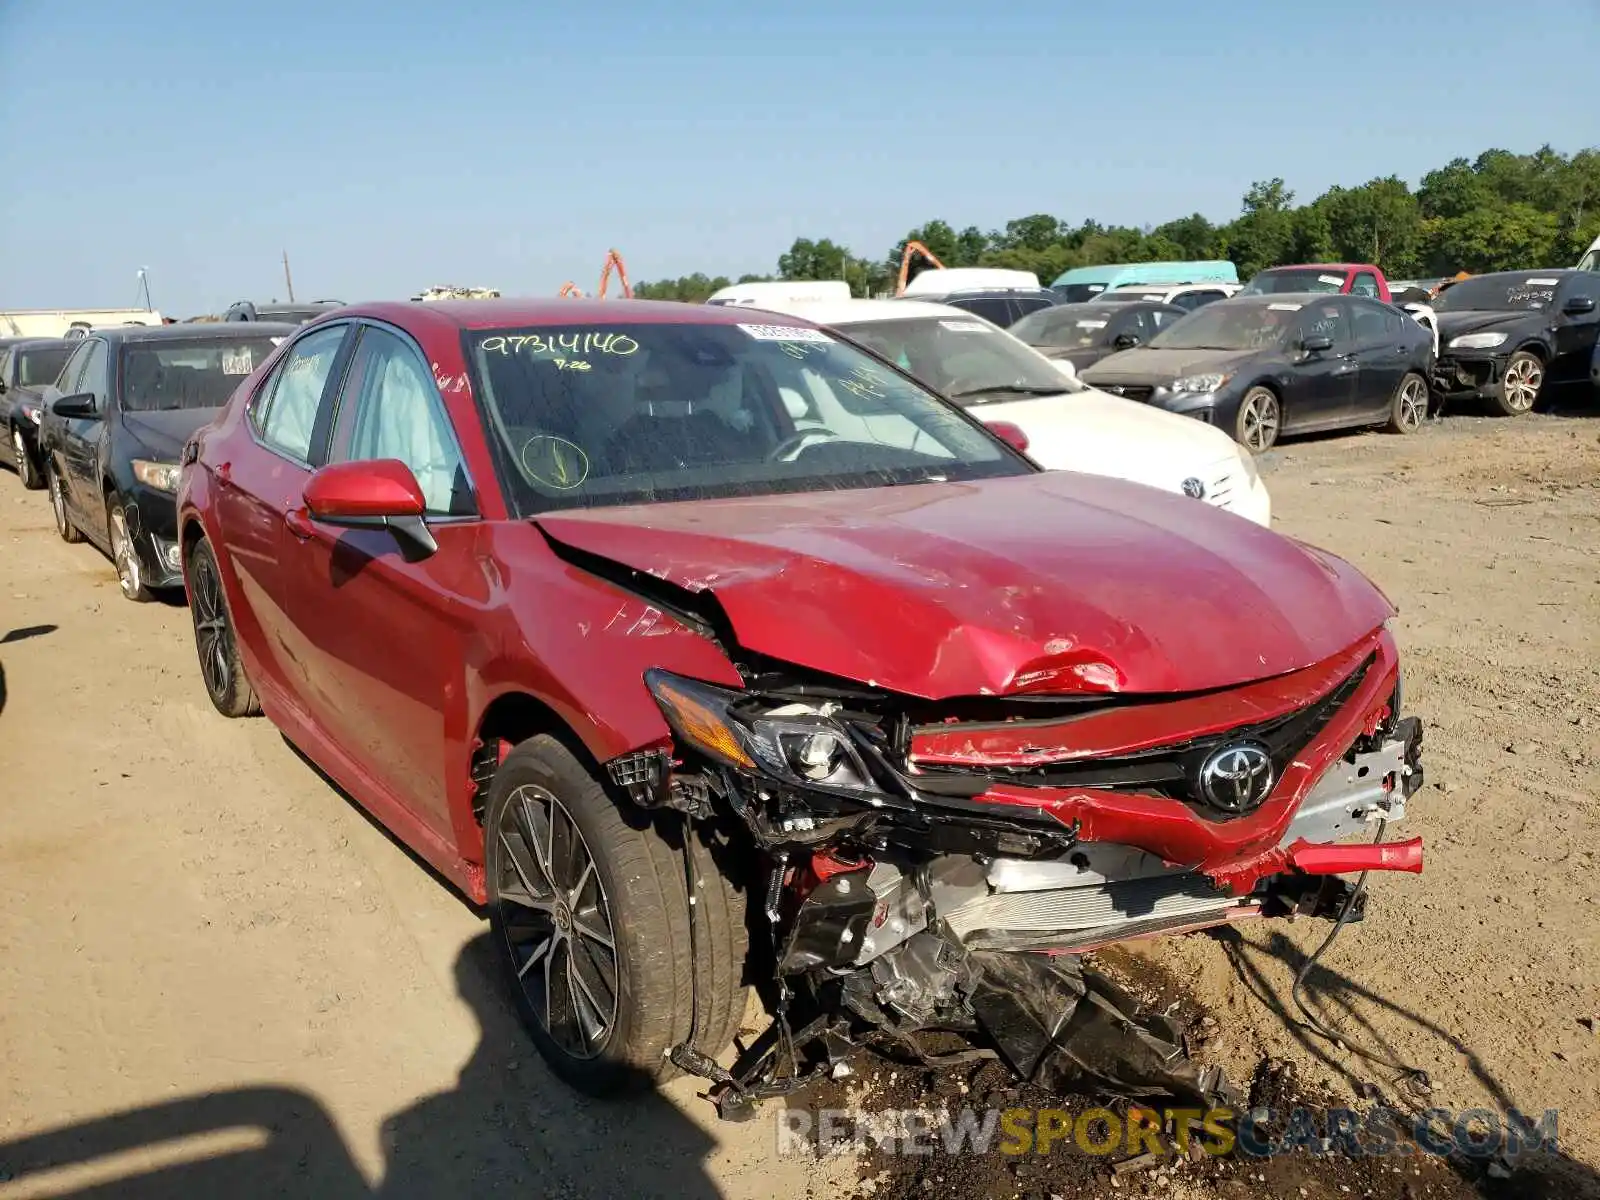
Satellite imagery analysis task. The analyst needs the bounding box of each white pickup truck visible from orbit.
[0,308,164,338]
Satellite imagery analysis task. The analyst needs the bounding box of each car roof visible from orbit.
[4,336,73,349]
[1450,268,1580,282]
[1257,263,1372,273]
[329,297,829,332]
[87,322,301,346]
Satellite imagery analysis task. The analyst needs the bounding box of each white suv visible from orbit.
[1097,282,1242,311]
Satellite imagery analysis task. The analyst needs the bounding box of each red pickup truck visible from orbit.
[1240,263,1392,302]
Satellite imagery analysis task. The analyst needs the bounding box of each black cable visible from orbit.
[1288,818,1431,1097]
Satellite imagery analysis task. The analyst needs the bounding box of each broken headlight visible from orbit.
[645,669,877,793]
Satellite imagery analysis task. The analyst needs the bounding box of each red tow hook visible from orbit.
[1289,837,1423,876]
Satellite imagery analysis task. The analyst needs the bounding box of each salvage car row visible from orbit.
[3,291,1441,1119]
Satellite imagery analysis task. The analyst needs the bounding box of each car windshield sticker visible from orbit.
[737,324,832,343]
[520,435,590,490]
[1524,277,1560,286]
[1269,302,1304,311]
[221,348,255,375]
[481,332,639,357]
[1076,319,1108,329]
[939,320,989,333]
[1508,288,1554,305]
[1318,274,1345,286]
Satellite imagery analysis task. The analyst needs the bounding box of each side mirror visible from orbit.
[51,392,98,419]
[1051,356,1078,379]
[985,420,1030,455]
[300,458,436,557]
[1113,333,1140,349]
[1562,295,1596,315]
[1301,334,1334,354]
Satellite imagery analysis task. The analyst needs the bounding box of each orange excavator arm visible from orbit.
[895,240,946,296]
[557,281,584,298]
[556,249,634,300]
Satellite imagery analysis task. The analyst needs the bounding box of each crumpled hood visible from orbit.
[535,473,1391,700]
[122,408,220,459]
[1081,347,1259,387]
[1434,310,1544,340]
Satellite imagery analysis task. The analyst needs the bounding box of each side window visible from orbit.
[1190,290,1225,309]
[1013,296,1054,321]
[1150,307,1185,330]
[1382,308,1406,335]
[78,341,110,406]
[947,297,1011,326]
[54,343,92,395]
[1350,272,1380,298]
[334,326,475,516]
[1351,303,1388,344]
[1301,301,1351,346]
[255,325,346,463]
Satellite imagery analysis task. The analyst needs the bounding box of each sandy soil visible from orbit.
[0,410,1595,1199]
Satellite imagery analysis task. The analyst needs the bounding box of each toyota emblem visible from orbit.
[1181,477,1206,500]
[1197,742,1275,812]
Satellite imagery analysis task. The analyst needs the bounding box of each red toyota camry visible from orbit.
[177,299,1424,1109]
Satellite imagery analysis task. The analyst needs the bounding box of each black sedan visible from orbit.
[1430,270,1600,415]
[0,337,73,489]
[1008,300,1188,371]
[38,322,295,600]
[1079,293,1435,452]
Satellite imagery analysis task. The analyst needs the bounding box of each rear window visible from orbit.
[120,337,282,412]
[17,346,71,388]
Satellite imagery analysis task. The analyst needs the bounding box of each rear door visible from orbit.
[215,322,353,701]
[281,321,481,844]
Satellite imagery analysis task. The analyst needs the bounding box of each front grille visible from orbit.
[1107,384,1155,404]
[916,655,1372,820]
[1201,457,1239,510]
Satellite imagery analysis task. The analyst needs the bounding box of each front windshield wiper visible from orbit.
[946,383,1065,400]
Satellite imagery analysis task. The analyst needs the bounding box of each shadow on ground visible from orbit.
[0,936,724,1199]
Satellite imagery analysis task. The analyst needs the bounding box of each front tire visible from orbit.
[1494,351,1542,416]
[186,537,260,717]
[108,497,152,603]
[1233,386,1281,453]
[486,735,708,1095]
[48,463,83,543]
[1386,372,1428,434]
[12,428,42,489]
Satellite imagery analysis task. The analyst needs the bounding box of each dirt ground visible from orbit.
[1,409,1596,1199]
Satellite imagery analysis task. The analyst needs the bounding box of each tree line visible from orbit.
[633,146,1600,303]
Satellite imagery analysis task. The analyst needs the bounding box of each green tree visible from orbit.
[1151,213,1218,259]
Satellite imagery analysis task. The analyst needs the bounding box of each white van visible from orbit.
[1578,236,1600,272]
[706,280,850,306]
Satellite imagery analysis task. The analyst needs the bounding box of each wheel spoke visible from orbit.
[516,791,555,884]
[572,917,614,952]
[516,933,554,979]
[498,830,551,908]
[567,953,607,1044]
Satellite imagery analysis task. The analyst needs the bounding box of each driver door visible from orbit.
[1287,300,1358,428]
[60,338,111,535]
[281,322,482,846]
[1552,277,1600,381]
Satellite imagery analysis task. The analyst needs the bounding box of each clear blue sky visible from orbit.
[1,0,1595,316]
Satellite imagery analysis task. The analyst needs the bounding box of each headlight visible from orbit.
[131,459,181,492]
[1171,373,1230,393]
[646,670,876,793]
[1448,332,1507,350]
[20,404,40,424]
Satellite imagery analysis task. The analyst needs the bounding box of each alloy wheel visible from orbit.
[1503,356,1541,412]
[1240,390,1280,452]
[1396,377,1427,431]
[110,508,142,598]
[190,548,236,702]
[494,784,619,1059]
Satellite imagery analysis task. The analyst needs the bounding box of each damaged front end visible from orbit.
[610,627,1426,1119]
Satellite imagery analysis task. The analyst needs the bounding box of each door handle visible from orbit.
[284,507,315,540]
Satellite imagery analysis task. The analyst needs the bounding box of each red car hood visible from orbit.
[534,473,1392,700]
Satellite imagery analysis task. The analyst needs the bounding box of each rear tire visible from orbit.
[186,537,261,717]
[1494,350,1542,416]
[486,735,729,1095]
[1386,372,1428,434]
[12,428,42,489]
[48,463,83,543]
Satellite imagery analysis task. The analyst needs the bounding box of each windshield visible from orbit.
[1052,283,1109,303]
[1009,305,1119,351]
[1241,268,1347,295]
[120,337,279,411]
[841,315,1077,401]
[1432,275,1563,312]
[1147,301,1296,351]
[465,321,1027,515]
[17,346,71,388]
[1578,249,1599,272]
